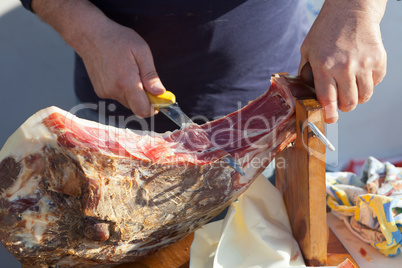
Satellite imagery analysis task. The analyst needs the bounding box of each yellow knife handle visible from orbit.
[145,90,176,110]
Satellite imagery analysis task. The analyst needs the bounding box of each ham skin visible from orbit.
[0,75,308,267]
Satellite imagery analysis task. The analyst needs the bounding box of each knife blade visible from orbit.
[146,91,245,176]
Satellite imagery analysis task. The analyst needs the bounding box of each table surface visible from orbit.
[112,227,357,268]
[327,228,358,267]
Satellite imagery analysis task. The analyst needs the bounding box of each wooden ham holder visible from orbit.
[274,72,356,267]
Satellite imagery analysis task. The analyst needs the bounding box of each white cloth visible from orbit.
[190,175,305,268]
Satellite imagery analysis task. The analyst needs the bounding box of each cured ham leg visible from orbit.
[0,75,307,267]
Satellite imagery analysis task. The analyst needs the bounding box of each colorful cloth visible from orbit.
[327,157,402,257]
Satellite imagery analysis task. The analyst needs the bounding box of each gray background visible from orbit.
[0,0,401,266]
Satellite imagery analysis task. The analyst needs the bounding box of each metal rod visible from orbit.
[307,122,336,152]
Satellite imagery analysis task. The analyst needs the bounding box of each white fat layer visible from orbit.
[5,171,41,202]
[0,108,63,248]
[0,107,63,163]
[15,195,58,248]
[0,106,168,162]
[18,215,48,246]
[0,107,188,172]
[0,106,212,172]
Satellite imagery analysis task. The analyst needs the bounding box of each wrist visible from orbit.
[323,0,387,24]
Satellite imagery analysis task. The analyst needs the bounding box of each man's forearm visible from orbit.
[31,0,111,56]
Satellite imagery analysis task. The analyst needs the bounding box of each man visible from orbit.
[21,0,387,132]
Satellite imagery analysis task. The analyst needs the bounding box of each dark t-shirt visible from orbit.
[21,0,309,131]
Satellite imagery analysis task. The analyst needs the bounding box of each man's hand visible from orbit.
[32,0,165,118]
[299,0,387,124]
[78,22,166,118]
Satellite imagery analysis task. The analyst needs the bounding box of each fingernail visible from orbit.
[151,82,165,95]
[324,102,339,124]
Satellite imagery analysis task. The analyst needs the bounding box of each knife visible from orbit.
[146,91,245,176]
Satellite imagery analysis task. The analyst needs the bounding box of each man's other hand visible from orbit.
[299,0,387,124]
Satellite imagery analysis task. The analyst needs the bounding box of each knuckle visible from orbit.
[115,78,132,93]
[360,58,372,69]
[317,57,352,77]
[300,43,308,54]
[339,100,357,112]
[141,70,159,81]
[325,116,339,125]
[317,95,337,107]
[380,67,387,78]
[134,43,152,60]
[137,42,151,53]
[317,57,335,71]
[374,69,386,86]
[338,62,354,76]
[378,48,387,62]
[319,99,336,108]
[359,92,373,104]
[101,81,130,102]
[96,90,107,99]
[96,87,115,99]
